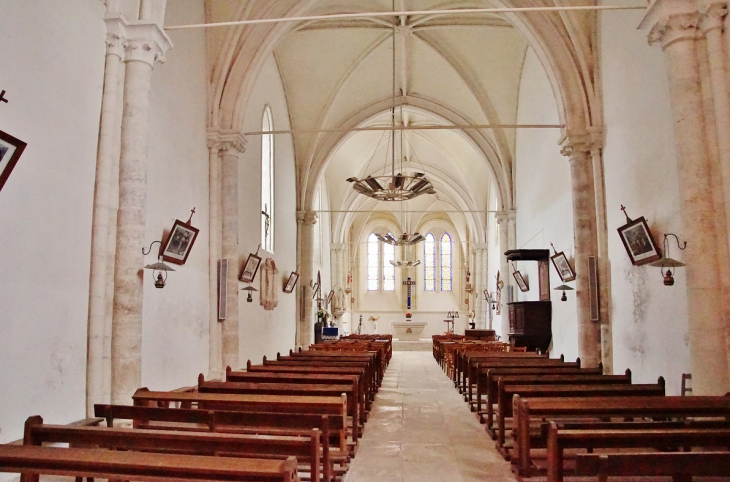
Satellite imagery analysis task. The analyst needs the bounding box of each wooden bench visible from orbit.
[575,451,730,482]
[547,421,730,482]
[282,351,380,388]
[198,375,364,430]
[498,381,666,454]
[240,363,372,407]
[264,357,378,395]
[474,365,604,416]
[0,444,299,482]
[458,350,549,394]
[482,370,632,437]
[513,395,730,477]
[21,415,320,482]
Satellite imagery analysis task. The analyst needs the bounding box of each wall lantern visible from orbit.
[553,284,574,301]
[648,233,687,286]
[240,284,258,302]
[142,240,176,289]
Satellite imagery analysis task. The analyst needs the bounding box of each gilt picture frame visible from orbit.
[550,251,576,282]
[617,216,661,266]
[239,253,262,283]
[283,271,299,293]
[0,129,27,193]
[160,219,199,265]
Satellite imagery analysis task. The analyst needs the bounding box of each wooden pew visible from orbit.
[465,356,580,407]
[197,375,364,430]
[282,351,380,388]
[497,380,666,455]
[222,369,366,419]
[575,451,730,482]
[0,445,299,482]
[95,403,347,481]
[546,421,730,482]
[263,357,377,396]
[239,363,372,408]
[482,370,632,437]
[458,349,548,394]
[512,395,730,477]
[475,365,604,417]
[21,415,320,482]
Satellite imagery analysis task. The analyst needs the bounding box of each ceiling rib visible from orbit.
[244,124,563,136]
[165,6,646,31]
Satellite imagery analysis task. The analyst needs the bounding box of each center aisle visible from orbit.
[344,350,518,482]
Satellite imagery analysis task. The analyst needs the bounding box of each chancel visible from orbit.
[3,1,730,481]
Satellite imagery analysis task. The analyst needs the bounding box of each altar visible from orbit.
[391,320,428,341]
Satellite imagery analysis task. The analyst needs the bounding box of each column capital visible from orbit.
[645,14,701,49]
[104,16,127,58]
[495,210,516,225]
[699,2,728,33]
[207,128,247,154]
[471,243,489,252]
[559,129,604,159]
[297,211,318,225]
[331,243,348,252]
[123,20,172,66]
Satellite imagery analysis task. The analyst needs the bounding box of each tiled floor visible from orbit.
[344,351,518,482]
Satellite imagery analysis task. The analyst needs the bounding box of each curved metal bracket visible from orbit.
[664,233,687,251]
[142,240,162,256]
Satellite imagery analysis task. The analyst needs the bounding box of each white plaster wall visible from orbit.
[141,1,210,391]
[514,48,578,360]
[600,6,688,394]
[0,0,106,461]
[237,54,298,364]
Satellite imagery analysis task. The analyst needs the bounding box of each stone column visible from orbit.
[218,131,246,371]
[205,129,225,379]
[560,132,601,368]
[297,211,318,347]
[495,211,514,339]
[330,243,347,325]
[86,18,126,415]
[472,243,489,329]
[110,22,171,404]
[643,9,729,394]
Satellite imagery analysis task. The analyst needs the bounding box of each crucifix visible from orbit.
[402,277,416,310]
[0,90,8,104]
[262,204,270,243]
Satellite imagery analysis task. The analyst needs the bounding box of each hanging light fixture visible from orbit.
[553,284,574,301]
[142,240,176,289]
[649,233,687,286]
[390,259,421,267]
[376,232,424,246]
[240,284,258,302]
[346,1,436,202]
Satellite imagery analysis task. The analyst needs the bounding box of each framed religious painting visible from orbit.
[283,271,299,293]
[513,270,529,292]
[160,219,199,265]
[239,252,262,283]
[326,289,335,308]
[617,216,661,266]
[0,129,27,193]
[550,251,576,282]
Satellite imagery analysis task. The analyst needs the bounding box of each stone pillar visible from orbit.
[86,19,125,415]
[110,22,171,404]
[297,211,318,347]
[643,8,730,394]
[472,243,489,329]
[495,211,514,339]
[560,132,602,368]
[331,243,347,325]
[218,131,246,371]
[205,129,225,379]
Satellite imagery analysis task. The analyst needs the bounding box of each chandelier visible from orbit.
[376,232,424,246]
[390,259,421,268]
[346,2,436,203]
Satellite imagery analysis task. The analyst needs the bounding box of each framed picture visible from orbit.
[283,271,299,293]
[160,219,199,265]
[618,216,661,266]
[326,289,335,307]
[513,270,529,292]
[0,130,27,193]
[550,251,576,282]
[239,253,262,282]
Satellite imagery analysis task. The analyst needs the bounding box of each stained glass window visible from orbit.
[383,236,395,291]
[424,233,435,291]
[367,233,379,291]
[441,233,452,291]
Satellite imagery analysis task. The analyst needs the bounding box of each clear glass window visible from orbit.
[441,233,452,291]
[261,106,274,252]
[383,237,395,291]
[367,233,379,291]
[424,233,435,291]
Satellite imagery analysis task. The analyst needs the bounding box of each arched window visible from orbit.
[424,233,435,291]
[383,237,395,291]
[441,233,452,291]
[367,233,379,291]
[261,106,274,252]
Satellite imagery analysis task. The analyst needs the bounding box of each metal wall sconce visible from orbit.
[648,233,687,286]
[240,284,258,302]
[142,240,175,289]
[554,284,574,301]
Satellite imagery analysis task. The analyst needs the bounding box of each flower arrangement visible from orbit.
[405,312,412,319]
